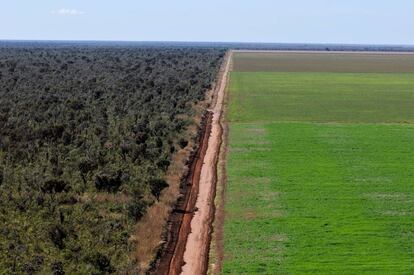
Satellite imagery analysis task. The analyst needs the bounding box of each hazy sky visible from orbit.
[1,0,413,44]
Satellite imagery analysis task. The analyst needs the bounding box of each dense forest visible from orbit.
[0,44,225,274]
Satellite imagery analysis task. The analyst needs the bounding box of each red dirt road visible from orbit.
[154,111,212,275]
[181,52,231,275]
[154,52,231,275]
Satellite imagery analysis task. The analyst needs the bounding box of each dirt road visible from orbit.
[180,52,231,275]
[154,52,231,275]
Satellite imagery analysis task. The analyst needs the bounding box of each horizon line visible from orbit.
[1,39,414,47]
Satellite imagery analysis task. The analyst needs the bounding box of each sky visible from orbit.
[1,0,413,45]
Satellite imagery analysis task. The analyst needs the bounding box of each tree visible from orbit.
[78,159,96,185]
[94,171,122,193]
[127,197,147,221]
[149,178,169,201]
[42,179,69,194]
[87,252,115,274]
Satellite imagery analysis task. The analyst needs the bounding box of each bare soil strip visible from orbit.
[154,53,231,275]
[154,112,212,275]
[181,52,231,275]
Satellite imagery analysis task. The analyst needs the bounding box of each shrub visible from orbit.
[178,138,189,149]
[86,252,115,274]
[51,261,65,275]
[49,224,67,249]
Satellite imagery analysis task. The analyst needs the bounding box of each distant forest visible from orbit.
[0,44,224,274]
[2,40,413,52]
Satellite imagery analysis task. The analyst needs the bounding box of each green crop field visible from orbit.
[230,72,414,124]
[233,51,414,73]
[223,52,414,274]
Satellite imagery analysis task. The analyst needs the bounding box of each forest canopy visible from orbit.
[0,44,224,274]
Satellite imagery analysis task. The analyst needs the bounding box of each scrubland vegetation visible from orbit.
[224,52,414,273]
[0,44,224,274]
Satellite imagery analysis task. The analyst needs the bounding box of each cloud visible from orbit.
[51,8,86,16]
